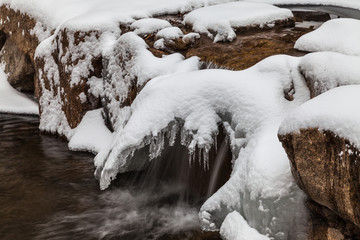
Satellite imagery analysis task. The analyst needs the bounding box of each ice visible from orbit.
[299,52,360,97]
[294,18,360,56]
[183,2,293,42]
[0,65,38,115]
[279,85,360,149]
[220,211,270,240]
[69,109,114,154]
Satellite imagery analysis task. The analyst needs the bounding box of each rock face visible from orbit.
[0,36,35,92]
[279,129,360,239]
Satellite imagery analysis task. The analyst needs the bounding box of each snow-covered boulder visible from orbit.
[294,18,360,56]
[278,85,360,238]
[95,54,311,239]
[299,52,360,98]
[184,1,294,42]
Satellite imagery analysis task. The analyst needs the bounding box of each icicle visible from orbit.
[214,134,218,153]
[167,121,179,147]
[149,131,165,160]
[188,147,195,167]
[203,145,210,171]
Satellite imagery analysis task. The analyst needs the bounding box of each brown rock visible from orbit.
[279,128,360,238]
[0,35,35,93]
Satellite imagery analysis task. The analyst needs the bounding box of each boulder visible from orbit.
[279,128,360,238]
[0,35,35,92]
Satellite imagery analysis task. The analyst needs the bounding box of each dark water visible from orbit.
[0,114,221,240]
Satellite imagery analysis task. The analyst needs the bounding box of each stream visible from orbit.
[0,114,221,240]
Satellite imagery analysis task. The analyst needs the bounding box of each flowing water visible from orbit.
[0,114,223,240]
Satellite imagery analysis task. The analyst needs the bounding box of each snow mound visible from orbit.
[0,0,245,31]
[69,109,113,154]
[183,1,293,42]
[220,211,270,240]
[299,52,360,97]
[0,66,38,115]
[95,54,310,239]
[295,18,360,56]
[103,32,200,132]
[156,27,184,40]
[279,85,360,149]
[131,18,171,36]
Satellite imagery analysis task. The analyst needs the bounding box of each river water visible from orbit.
[0,114,221,240]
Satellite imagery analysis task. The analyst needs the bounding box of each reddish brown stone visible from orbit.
[279,129,360,238]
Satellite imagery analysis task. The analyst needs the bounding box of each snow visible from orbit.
[294,18,360,56]
[69,109,114,154]
[250,0,360,10]
[95,54,310,239]
[279,85,360,149]
[156,27,184,40]
[220,211,270,240]
[131,18,171,36]
[0,65,38,115]
[103,32,200,131]
[299,52,360,97]
[183,2,293,42]
[0,0,244,31]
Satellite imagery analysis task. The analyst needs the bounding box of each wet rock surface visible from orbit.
[279,129,360,239]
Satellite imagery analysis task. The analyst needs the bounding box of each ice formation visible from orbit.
[0,66,38,115]
[295,18,360,56]
[183,2,293,42]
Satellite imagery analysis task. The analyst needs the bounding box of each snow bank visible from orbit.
[279,85,360,149]
[183,2,293,42]
[0,0,241,31]
[69,109,113,154]
[95,54,310,239]
[299,52,360,97]
[0,66,38,115]
[295,18,360,56]
[220,211,270,240]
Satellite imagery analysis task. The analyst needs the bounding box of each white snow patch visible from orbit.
[183,2,293,42]
[299,52,360,97]
[295,18,360,56]
[279,85,360,149]
[0,66,38,115]
[69,109,114,154]
[131,18,171,36]
[220,211,270,240]
[156,27,184,40]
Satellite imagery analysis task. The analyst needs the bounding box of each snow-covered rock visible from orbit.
[69,109,113,154]
[294,18,360,56]
[220,211,270,240]
[299,52,360,98]
[184,1,293,42]
[95,54,310,239]
[103,32,200,131]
